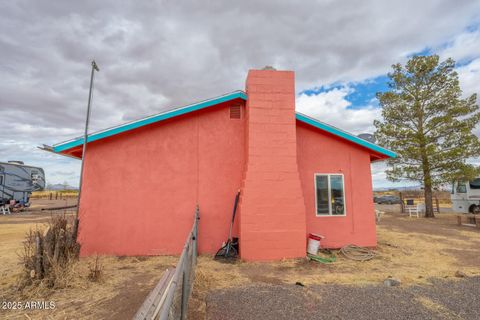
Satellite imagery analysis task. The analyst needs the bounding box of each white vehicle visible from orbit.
[451,178,480,214]
[0,161,45,205]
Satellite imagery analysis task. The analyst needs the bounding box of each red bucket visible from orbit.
[309,233,323,241]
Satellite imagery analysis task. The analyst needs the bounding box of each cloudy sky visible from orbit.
[1,0,479,188]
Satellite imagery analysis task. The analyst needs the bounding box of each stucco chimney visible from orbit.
[239,69,307,261]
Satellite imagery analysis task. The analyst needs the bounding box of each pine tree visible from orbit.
[374,55,480,217]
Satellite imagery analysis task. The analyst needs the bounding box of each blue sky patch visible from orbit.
[300,75,390,110]
[345,76,389,109]
[301,22,480,112]
[409,47,433,58]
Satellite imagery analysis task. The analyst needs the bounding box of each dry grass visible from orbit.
[31,190,79,199]
[0,213,177,320]
[16,215,81,294]
[194,225,479,290]
[415,296,462,320]
[2,209,479,319]
[0,221,38,290]
[2,255,179,319]
[189,213,480,318]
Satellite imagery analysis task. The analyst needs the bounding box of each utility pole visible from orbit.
[74,60,99,239]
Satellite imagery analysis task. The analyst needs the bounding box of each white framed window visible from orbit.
[314,173,346,216]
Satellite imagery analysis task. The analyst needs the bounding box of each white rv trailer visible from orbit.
[0,161,45,205]
[451,178,480,214]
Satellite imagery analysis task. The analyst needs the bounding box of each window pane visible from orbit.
[470,178,480,189]
[456,181,467,193]
[330,175,345,215]
[316,175,329,215]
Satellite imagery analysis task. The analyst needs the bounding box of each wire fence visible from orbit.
[30,191,78,200]
[134,205,200,320]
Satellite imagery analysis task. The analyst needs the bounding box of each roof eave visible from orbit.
[51,91,247,154]
[47,92,396,161]
[295,112,397,159]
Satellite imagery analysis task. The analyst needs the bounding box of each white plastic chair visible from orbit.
[408,204,423,218]
[375,209,384,223]
[1,205,11,215]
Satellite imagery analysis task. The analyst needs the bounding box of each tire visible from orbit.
[468,205,480,214]
[473,206,480,215]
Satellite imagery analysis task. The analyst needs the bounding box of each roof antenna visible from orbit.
[75,60,100,235]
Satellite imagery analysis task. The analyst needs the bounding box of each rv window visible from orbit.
[315,174,346,216]
[469,178,480,189]
[456,182,467,193]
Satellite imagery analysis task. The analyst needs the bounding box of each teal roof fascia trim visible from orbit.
[53,91,247,153]
[295,112,397,158]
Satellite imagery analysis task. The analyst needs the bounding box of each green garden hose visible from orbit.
[307,252,336,263]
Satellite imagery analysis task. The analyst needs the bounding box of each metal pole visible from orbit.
[76,60,100,223]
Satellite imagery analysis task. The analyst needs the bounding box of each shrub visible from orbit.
[18,215,80,292]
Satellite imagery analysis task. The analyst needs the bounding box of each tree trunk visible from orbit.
[420,133,434,218]
[424,179,435,218]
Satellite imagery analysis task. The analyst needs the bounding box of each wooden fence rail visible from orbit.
[133,205,200,320]
[133,269,176,319]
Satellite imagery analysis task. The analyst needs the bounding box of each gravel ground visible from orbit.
[206,276,480,320]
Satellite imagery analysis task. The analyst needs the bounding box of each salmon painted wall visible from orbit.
[78,101,245,256]
[296,121,377,248]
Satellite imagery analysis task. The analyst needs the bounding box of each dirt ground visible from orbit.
[189,208,480,319]
[1,203,479,319]
[0,210,177,320]
[206,277,480,320]
[27,198,78,210]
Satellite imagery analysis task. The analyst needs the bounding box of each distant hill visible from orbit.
[46,183,79,191]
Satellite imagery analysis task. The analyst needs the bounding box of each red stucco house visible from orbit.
[48,69,395,261]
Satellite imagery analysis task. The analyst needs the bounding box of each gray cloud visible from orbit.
[1,0,479,186]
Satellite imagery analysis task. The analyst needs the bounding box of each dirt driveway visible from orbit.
[207,277,480,320]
